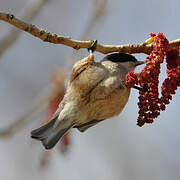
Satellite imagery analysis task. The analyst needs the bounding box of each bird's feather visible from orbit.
[75,119,104,132]
[70,53,94,82]
[31,109,73,150]
[31,117,57,140]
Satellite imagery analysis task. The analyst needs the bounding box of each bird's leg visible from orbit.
[69,41,98,82]
[85,40,98,64]
[133,84,148,92]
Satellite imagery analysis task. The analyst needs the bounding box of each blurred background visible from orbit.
[0,0,180,179]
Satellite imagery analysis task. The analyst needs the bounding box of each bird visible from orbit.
[31,41,145,150]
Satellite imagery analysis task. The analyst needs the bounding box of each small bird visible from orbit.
[31,41,145,149]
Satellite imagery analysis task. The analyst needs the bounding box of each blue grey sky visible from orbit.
[0,0,180,180]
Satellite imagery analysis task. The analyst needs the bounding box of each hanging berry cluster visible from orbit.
[126,33,180,127]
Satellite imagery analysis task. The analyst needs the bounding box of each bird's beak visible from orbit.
[135,61,145,66]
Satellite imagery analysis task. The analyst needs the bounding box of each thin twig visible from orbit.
[0,77,65,138]
[0,0,107,138]
[0,0,48,58]
[0,12,180,55]
[80,0,107,39]
[65,0,107,69]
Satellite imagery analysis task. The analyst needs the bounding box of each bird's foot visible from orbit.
[133,84,148,92]
[88,40,98,53]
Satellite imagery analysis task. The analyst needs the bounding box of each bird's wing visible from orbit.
[75,119,105,132]
[51,102,63,120]
[70,53,94,82]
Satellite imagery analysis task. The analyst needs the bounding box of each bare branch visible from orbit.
[80,0,107,39]
[0,0,108,138]
[0,98,47,137]
[0,0,48,58]
[0,12,180,55]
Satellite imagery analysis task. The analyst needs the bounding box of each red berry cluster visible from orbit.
[126,33,180,127]
[160,47,180,111]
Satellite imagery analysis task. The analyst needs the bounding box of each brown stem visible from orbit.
[0,12,180,55]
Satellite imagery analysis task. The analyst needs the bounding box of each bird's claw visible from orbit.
[88,40,98,53]
[133,84,148,92]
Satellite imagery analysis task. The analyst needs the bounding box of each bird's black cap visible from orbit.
[106,52,137,63]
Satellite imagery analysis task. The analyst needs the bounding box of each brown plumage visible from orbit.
[31,51,144,149]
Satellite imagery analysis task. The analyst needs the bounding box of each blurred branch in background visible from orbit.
[0,71,65,138]
[65,0,107,69]
[81,0,107,39]
[0,0,48,59]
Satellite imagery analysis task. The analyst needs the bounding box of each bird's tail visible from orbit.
[31,117,73,150]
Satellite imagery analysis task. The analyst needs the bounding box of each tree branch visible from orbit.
[1,12,179,55]
[0,0,48,58]
[0,0,107,138]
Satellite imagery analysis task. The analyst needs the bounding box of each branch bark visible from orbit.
[1,12,179,55]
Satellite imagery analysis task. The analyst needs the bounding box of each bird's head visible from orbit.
[103,52,145,72]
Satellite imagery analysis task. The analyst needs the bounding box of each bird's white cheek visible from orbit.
[104,77,122,90]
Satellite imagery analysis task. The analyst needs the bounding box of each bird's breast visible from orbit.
[65,62,130,125]
[86,81,130,120]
